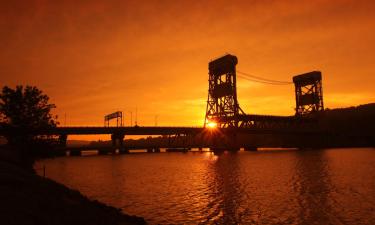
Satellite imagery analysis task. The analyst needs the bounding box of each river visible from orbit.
[35,148,375,224]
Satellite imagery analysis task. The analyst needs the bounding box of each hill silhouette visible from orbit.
[321,103,375,135]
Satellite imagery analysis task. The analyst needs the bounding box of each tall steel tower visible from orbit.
[204,54,246,128]
[293,71,324,116]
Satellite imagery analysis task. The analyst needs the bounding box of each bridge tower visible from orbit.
[204,54,246,128]
[293,71,324,116]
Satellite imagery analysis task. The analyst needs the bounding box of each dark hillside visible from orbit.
[320,103,375,135]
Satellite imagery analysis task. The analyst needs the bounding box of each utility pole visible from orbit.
[135,107,138,126]
[128,111,133,126]
[155,115,158,126]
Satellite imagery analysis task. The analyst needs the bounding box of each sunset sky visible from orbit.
[1,0,375,133]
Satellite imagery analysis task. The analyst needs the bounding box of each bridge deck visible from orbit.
[42,126,204,135]
[0,125,322,136]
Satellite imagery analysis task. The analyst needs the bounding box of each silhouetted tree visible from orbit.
[0,86,57,129]
[0,85,58,169]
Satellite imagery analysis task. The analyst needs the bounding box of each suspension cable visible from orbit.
[237,74,290,85]
[237,70,292,85]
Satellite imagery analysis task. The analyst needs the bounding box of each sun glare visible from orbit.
[207,121,217,129]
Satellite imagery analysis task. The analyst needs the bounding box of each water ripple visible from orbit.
[36,148,375,224]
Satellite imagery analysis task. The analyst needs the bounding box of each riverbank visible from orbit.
[0,159,146,225]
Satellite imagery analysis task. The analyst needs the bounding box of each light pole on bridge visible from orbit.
[128,111,133,126]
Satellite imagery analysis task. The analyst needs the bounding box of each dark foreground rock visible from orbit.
[0,160,146,225]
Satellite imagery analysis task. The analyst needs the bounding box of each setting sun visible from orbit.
[207,121,217,129]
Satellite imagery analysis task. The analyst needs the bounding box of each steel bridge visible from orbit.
[0,54,328,152]
[204,54,323,129]
[1,125,322,138]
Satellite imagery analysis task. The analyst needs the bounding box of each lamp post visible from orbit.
[128,111,133,126]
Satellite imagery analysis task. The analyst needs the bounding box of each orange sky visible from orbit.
[1,0,375,133]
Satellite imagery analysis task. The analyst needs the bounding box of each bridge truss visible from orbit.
[204,54,323,129]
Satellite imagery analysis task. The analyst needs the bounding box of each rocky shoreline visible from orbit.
[0,159,146,225]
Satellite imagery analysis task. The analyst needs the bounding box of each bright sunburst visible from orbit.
[207,121,217,129]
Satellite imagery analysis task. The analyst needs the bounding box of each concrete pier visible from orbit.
[244,146,258,151]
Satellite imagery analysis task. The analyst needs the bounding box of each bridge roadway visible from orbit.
[0,125,322,136]
[35,126,205,136]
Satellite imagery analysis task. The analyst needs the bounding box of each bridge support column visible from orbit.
[117,134,125,154]
[111,133,125,154]
[226,132,240,152]
[58,134,67,147]
[147,147,161,153]
[98,149,109,155]
[70,150,81,156]
[111,134,116,147]
[119,147,129,154]
[244,146,258,151]
[118,135,124,148]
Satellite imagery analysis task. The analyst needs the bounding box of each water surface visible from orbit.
[36,148,375,224]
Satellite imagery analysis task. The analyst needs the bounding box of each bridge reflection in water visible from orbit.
[35,148,375,224]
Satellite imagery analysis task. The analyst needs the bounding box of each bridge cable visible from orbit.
[236,70,293,85]
[237,70,292,84]
[237,74,290,85]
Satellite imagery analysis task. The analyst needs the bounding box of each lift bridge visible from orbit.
[0,54,326,152]
[204,54,323,130]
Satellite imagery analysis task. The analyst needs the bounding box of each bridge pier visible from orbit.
[210,132,238,153]
[244,146,258,151]
[111,133,125,153]
[119,147,129,154]
[228,147,240,152]
[147,147,161,153]
[58,134,67,147]
[70,150,81,156]
[98,149,109,155]
[56,150,68,157]
[111,134,116,146]
[227,133,240,152]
